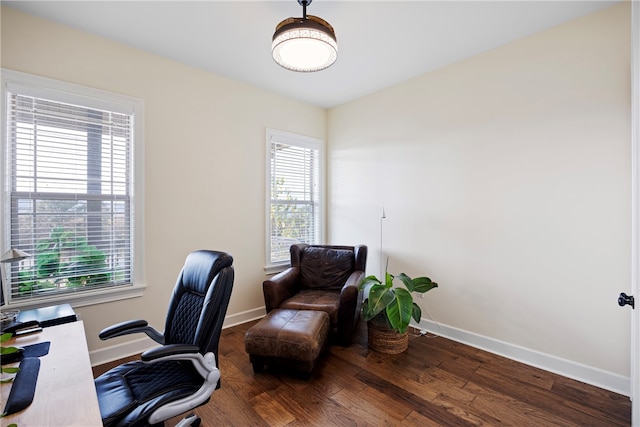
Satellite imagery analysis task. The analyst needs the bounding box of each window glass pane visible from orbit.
[3,78,135,302]
[267,130,322,266]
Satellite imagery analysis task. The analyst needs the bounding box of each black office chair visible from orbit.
[94,250,234,427]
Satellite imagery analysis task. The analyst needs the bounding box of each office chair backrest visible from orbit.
[163,250,234,356]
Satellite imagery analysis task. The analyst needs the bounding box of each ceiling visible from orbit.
[3,1,619,109]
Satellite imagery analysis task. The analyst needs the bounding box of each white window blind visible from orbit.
[266,129,323,268]
[2,73,139,303]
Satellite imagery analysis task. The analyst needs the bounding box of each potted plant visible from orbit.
[1,332,20,382]
[359,272,438,354]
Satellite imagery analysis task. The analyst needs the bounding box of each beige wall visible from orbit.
[1,2,633,393]
[0,7,326,353]
[328,2,631,384]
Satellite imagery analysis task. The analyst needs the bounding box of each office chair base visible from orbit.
[175,413,200,427]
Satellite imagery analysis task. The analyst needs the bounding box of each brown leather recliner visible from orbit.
[263,244,367,346]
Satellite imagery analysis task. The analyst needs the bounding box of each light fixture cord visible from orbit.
[301,0,308,19]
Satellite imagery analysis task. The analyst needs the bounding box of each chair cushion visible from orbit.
[279,289,340,327]
[300,247,354,290]
[95,370,138,426]
[95,360,203,427]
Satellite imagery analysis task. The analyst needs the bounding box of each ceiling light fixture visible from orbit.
[272,0,338,72]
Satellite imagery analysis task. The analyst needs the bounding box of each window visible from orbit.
[1,70,144,306]
[266,129,324,270]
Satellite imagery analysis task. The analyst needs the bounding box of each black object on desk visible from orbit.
[2,357,40,416]
[1,341,50,365]
[18,303,77,328]
[1,320,41,336]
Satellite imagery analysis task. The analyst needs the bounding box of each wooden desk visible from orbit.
[0,321,102,426]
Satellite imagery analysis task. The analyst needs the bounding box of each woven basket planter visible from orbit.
[367,314,408,354]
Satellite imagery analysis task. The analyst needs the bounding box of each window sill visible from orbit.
[264,263,290,275]
[3,284,146,311]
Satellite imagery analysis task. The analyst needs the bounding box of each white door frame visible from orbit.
[631,1,639,425]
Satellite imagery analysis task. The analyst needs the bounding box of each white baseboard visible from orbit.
[89,307,267,367]
[413,319,630,397]
[223,306,266,328]
[91,307,629,397]
[89,336,155,366]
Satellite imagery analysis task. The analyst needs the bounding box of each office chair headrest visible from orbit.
[181,250,233,295]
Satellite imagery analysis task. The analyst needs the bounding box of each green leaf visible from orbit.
[0,333,13,344]
[358,275,381,292]
[412,276,438,293]
[384,272,394,288]
[0,346,18,355]
[385,287,413,334]
[412,302,422,323]
[362,285,394,321]
[396,273,414,292]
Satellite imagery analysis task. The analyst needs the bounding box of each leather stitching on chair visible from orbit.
[171,293,204,344]
[124,361,202,404]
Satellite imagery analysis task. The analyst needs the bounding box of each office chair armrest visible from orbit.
[98,319,165,344]
[141,344,199,361]
[101,345,218,426]
[141,345,218,380]
[144,347,221,425]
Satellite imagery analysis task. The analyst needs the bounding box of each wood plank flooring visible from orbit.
[93,319,631,426]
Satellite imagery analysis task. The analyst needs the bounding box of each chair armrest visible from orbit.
[141,344,219,388]
[143,346,221,425]
[337,270,366,346]
[263,267,301,312]
[141,344,200,361]
[98,319,165,344]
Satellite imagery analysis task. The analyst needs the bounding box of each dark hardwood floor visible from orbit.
[93,319,631,426]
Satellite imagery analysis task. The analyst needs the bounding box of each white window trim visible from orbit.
[0,69,146,309]
[265,128,325,274]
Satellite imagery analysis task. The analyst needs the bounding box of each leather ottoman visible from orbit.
[244,309,329,377]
